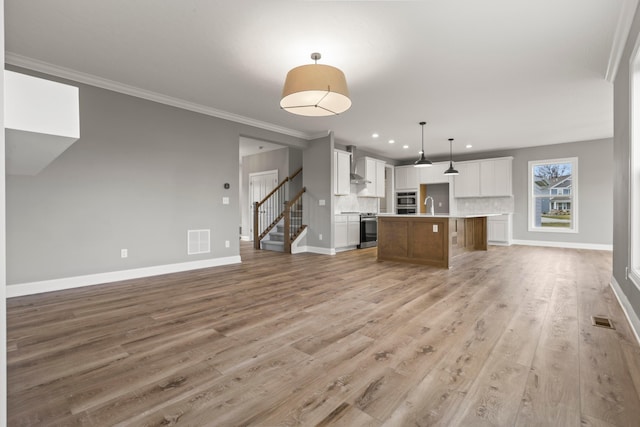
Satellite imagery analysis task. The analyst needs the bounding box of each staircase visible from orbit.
[254,168,306,253]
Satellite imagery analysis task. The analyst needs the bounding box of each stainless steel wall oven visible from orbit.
[396,191,417,214]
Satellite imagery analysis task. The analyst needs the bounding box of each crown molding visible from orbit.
[5,52,313,140]
[606,0,639,82]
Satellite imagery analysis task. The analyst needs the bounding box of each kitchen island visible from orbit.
[377,213,497,268]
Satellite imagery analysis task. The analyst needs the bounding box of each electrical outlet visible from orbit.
[319,233,323,241]
[121,249,128,258]
[225,240,230,248]
[319,199,326,206]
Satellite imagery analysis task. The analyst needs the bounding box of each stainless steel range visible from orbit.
[358,213,377,248]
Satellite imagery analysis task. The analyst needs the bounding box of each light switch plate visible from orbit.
[222,197,229,205]
[319,199,326,206]
[433,224,438,232]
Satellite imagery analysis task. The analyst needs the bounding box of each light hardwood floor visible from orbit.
[7,243,640,426]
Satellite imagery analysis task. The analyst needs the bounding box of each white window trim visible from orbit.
[527,157,578,234]
[629,31,640,290]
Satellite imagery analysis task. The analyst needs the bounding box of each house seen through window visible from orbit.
[528,158,578,233]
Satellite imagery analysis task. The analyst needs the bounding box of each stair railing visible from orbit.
[253,167,303,249]
[284,186,306,253]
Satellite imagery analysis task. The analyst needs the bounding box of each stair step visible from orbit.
[276,225,302,233]
[269,231,285,242]
[262,240,284,252]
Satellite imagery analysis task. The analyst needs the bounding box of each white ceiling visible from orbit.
[4,0,631,162]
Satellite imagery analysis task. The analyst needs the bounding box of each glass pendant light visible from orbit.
[444,138,459,175]
[414,121,432,167]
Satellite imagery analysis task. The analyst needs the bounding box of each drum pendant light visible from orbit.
[280,52,351,116]
[444,138,459,175]
[414,121,432,167]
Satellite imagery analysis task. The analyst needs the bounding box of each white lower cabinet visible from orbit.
[335,214,360,248]
[487,214,512,245]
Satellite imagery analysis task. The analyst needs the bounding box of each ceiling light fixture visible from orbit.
[389,139,395,144]
[414,121,432,168]
[372,133,379,138]
[444,138,459,175]
[280,52,351,116]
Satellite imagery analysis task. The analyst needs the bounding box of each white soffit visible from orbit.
[4,70,80,175]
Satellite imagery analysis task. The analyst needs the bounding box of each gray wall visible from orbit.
[289,147,303,196]
[508,139,613,245]
[6,66,306,285]
[302,133,334,249]
[613,6,640,329]
[409,138,613,246]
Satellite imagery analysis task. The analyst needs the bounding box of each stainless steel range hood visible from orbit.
[346,145,371,184]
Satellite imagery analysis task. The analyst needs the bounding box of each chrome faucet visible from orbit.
[425,196,434,215]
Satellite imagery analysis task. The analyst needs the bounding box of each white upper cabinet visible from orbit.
[419,162,450,184]
[453,162,481,197]
[480,158,512,196]
[453,157,513,198]
[356,156,386,197]
[395,165,418,190]
[334,150,351,195]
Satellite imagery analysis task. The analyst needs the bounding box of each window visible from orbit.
[630,34,640,288]
[528,158,578,233]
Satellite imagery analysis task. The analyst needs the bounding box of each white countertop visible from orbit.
[377,213,504,218]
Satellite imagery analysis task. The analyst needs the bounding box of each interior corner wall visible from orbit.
[302,134,334,249]
[613,5,640,331]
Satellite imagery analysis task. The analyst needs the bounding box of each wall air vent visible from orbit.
[187,229,211,255]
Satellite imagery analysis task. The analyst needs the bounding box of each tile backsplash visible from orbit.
[454,196,514,214]
[335,191,380,213]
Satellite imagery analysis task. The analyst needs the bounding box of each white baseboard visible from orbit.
[293,245,336,256]
[6,256,242,298]
[610,275,640,346]
[511,239,613,251]
[488,241,512,247]
[290,227,308,254]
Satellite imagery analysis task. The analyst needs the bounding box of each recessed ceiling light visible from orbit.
[403,145,409,149]
[388,139,395,144]
[466,144,473,149]
[372,133,379,138]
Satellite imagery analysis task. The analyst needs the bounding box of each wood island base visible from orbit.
[377,215,488,268]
